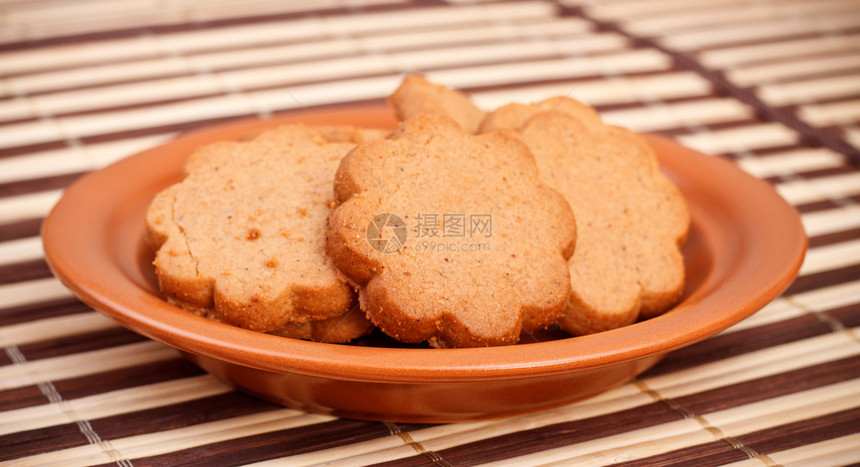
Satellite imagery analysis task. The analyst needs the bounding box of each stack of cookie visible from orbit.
[145,125,381,343]
[146,75,689,348]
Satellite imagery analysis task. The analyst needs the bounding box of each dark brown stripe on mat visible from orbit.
[91,391,280,441]
[809,227,860,249]
[372,402,680,467]
[739,405,860,454]
[0,259,53,286]
[17,327,148,362]
[0,392,282,462]
[0,296,90,326]
[742,143,821,158]
[763,165,858,185]
[794,193,860,214]
[785,263,860,296]
[0,218,43,242]
[113,418,392,466]
[0,140,68,160]
[825,302,860,329]
[591,93,720,114]
[562,6,860,166]
[644,314,833,377]
[676,354,860,415]
[793,92,860,109]
[0,385,46,412]
[458,67,696,97]
[0,423,90,463]
[654,118,768,139]
[54,357,204,401]
[0,172,84,199]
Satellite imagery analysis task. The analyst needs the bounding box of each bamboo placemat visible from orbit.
[1,1,859,465]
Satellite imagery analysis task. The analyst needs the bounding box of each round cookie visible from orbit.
[146,124,379,338]
[325,114,577,348]
[267,306,375,343]
[388,74,486,134]
[482,98,690,334]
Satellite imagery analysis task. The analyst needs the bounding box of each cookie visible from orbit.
[482,97,689,334]
[325,114,577,347]
[267,305,374,343]
[182,126,388,176]
[161,293,373,344]
[387,74,486,133]
[478,96,602,134]
[146,124,382,339]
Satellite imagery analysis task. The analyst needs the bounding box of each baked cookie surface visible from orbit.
[146,124,377,337]
[325,114,577,347]
[483,98,690,334]
[267,305,375,343]
[388,74,486,133]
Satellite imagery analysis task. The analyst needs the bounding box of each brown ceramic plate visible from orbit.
[42,105,806,423]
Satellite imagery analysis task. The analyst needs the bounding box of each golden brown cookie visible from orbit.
[160,296,371,344]
[325,114,577,347]
[267,306,374,343]
[479,96,602,134]
[146,124,381,337]
[182,126,388,176]
[482,97,689,334]
[387,74,486,133]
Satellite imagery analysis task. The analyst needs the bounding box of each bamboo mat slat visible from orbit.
[1,0,860,465]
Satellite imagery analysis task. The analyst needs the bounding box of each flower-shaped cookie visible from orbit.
[146,125,381,338]
[325,115,577,347]
[482,98,690,334]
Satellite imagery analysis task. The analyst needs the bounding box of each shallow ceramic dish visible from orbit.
[42,105,807,423]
